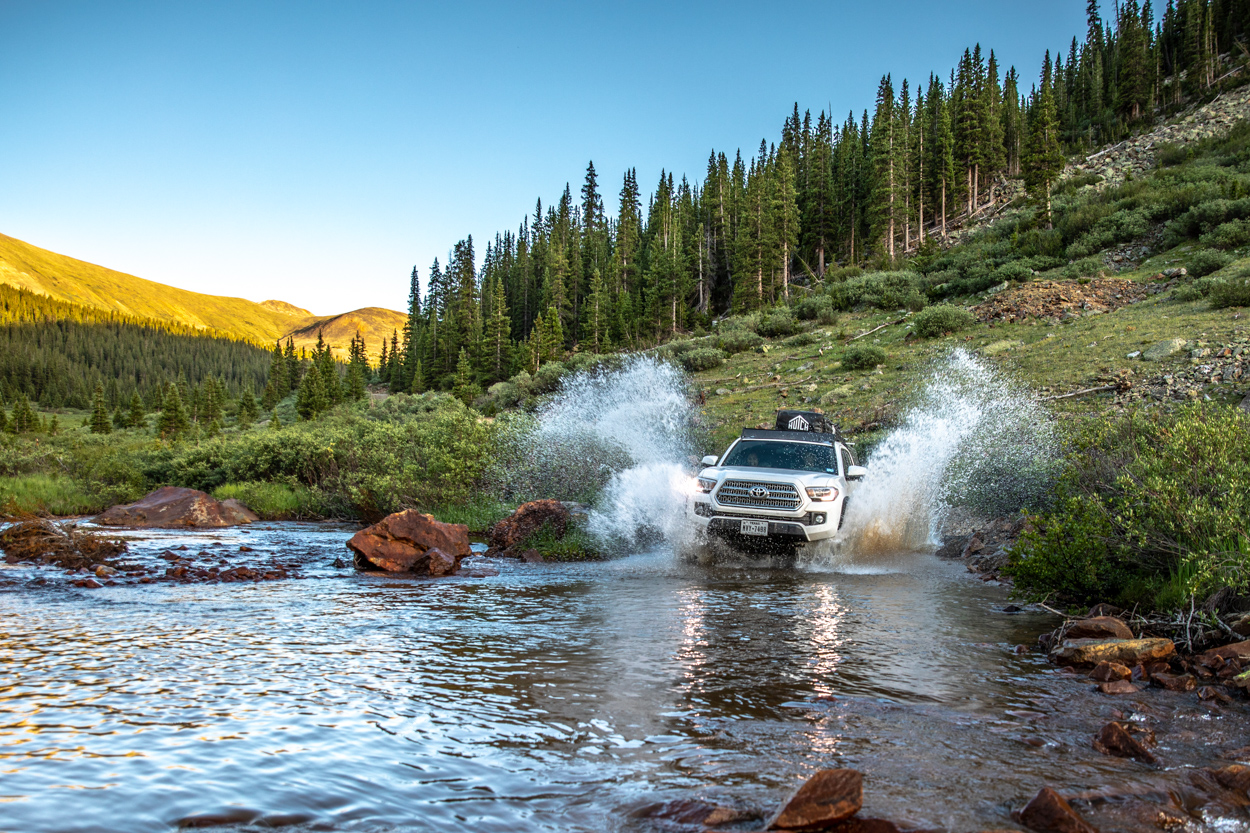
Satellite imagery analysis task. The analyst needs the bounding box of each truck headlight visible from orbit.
[695,477,716,494]
[805,486,839,502]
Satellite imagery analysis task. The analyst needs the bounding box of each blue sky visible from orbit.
[2,1,1115,314]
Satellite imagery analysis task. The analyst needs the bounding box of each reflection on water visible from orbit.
[1,524,1246,832]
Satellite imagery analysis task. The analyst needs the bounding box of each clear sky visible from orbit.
[2,1,1114,314]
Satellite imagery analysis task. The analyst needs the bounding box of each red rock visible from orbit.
[1198,685,1233,703]
[1014,787,1098,833]
[1211,764,1250,794]
[520,549,545,563]
[768,769,862,830]
[1088,661,1131,682]
[1051,637,1174,667]
[1066,617,1133,640]
[346,510,471,575]
[487,500,570,552]
[631,799,756,827]
[95,487,259,528]
[1097,680,1140,695]
[1150,670,1197,691]
[72,578,103,588]
[1200,640,1250,664]
[1092,721,1157,764]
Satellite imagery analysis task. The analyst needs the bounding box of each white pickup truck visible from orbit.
[687,410,866,557]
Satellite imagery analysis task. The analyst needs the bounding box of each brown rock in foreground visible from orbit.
[1199,639,1250,664]
[1092,722,1157,765]
[95,487,259,528]
[1065,617,1133,641]
[1211,763,1250,794]
[768,769,862,830]
[487,500,569,553]
[1051,637,1175,667]
[347,510,471,575]
[1088,661,1131,682]
[1014,787,1099,833]
[1097,680,1141,695]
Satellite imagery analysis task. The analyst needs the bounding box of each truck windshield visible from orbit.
[721,440,838,474]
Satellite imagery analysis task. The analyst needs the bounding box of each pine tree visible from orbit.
[0,404,8,434]
[283,338,299,393]
[452,348,480,406]
[90,383,111,434]
[127,391,146,430]
[237,386,258,426]
[584,268,611,353]
[1024,52,1066,228]
[112,405,127,430]
[485,275,511,377]
[346,331,368,401]
[268,341,289,397]
[869,74,901,260]
[269,408,282,430]
[47,414,59,435]
[295,361,328,420]
[157,383,190,438]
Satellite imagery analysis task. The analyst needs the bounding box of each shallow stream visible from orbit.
[3,524,1247,833]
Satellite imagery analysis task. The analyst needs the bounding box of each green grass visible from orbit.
[0,474,104,516]
[212,481,324,520]
[427,498,513,534]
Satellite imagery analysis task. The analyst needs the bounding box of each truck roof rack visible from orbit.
[737,411,848,445]
[740,428,838,445]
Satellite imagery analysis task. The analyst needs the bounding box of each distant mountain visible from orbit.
[0,233,404,360]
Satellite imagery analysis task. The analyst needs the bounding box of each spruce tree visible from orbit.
[128,392,146,430]
[452,348,480,406]
[0,404,8,434]
[1024,52,1066,228]
[47,414,59,435]
[269,408,282,430]
[112,405,127,430]
[295,363,327,420]
[237,386,258,426]
[157,383,190,438]
[90,384,112,434]
[268,341,288,397]
[346,332,368,401]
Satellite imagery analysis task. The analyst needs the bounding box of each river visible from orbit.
[3,522,1247,833]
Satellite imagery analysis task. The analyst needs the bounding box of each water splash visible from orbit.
[837,348,1057,555]
[521,348,1055,562]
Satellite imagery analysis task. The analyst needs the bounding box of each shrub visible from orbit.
[1189,248,1233,277]
[1201,219,1250,250]
[757,307,798,337]
[794,293,836,323]
[841,344,886,370]
[783,332,820,347]
[993,261,1033,283]
[484,381,521,409]
[1006,404,1250,610]
[830,270,927,310]
[213,481,322,520]
[1209,275,1250,308]
[679,347,727,372]
[717,329,764,354]
[531,361,567,394]
[1157,142,1189,167]
[911,304,976,338]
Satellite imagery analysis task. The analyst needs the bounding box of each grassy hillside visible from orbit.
[0,232,402,359]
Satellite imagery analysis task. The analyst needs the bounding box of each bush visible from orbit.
[911,304,976,338]
[1172,275,1226,302]
[1209,275,1250,308]
[783,332,820,347]
[841,344,886,370]
[716,329,764,354]
[757,307,798,337]
[993,261,1033,283]
[485,381,521,409]
[679,347,727,372]
[1201,219,1250,250]
[1006,404,1250,610]
[830,271,927,310]
[794,293,836,324]
[213,481,322,520]
[531,362,567,394]
[1189,248,1233,277]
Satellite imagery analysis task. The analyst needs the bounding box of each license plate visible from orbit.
[740,520,769,536]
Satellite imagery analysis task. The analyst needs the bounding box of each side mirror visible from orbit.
[846,465,867,481]
[701,455,719,467]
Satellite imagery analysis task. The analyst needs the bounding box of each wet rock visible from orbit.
[1088,661,1132,682]
[1198,685,1234,703]
[346,510,471,575]
[487,500,570,554]
[71,578,103,589]
[1141,338,1188,362]
[768,768,862,830]
[1198,639,1250,664]
[1097,679,1141,695]
[1066,617,1133,640]
[1051,637,1175,667]
[95,487,259,529]
[1150,670,1197,691]
[631,798,758,827]
[1092,721,1157,764]
[519,549,544,564]
[1210,764,1250,794]
[934,535,969,559]
[1014,787,1098,833]
[93,564,117,578]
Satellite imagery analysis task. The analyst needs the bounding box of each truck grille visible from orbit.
[716,479,801,511]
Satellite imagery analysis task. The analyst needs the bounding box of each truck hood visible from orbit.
[703,466,838,482]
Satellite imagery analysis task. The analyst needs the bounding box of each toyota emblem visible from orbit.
[748,486,770,499]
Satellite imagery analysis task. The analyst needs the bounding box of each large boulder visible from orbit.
[487,500,570,555]
[1066,616,1133,640]
[347,510,471,575]
[1050,637,1175,667]
[768,769,862,830]
[95,487,259,528]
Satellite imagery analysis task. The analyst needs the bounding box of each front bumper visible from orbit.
[688,499,840,543]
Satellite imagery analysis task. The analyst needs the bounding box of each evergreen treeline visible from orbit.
[0,282,270,410]
[376,0,1250,398]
